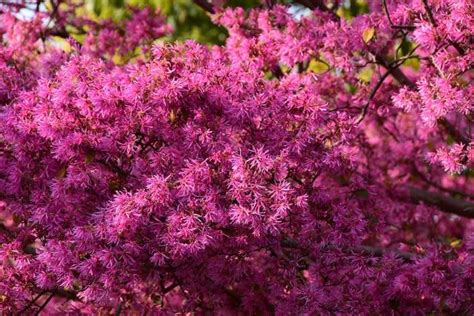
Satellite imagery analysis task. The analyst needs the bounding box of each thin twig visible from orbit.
[17,291,46,315]
[382,0,416,30]
[355,68,393,124]
[34,291,55,316]
[114,301,122,316]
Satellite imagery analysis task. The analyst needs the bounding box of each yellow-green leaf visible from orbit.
[307,58,330,74]
[362,27,375,43]
[450,239,462,248]
[357,66,374,83]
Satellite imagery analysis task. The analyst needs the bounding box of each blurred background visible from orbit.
[69,0,370,45]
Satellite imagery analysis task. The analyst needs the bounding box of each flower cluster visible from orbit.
[0,0,473,314]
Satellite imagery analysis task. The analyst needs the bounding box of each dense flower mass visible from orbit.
[0,0,473,314]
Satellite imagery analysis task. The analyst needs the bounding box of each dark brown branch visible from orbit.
[114,302,122,316]
[421,0,464,55]
[17,291,46,315]
[51,289,79,301]
[375,54,417,89]
[357,45,419,123]
[35,291,55,315]
[163,283,178,293]
[293,0,317,9]
[192,0,215,14]
[438,118,470,145]
[358,245,415,261]
[447,39,466,56]
[408,186,474,218]
[282,239,416,262]
[263,0,276,8]
[355,68,394,124]
[412,164,474,199]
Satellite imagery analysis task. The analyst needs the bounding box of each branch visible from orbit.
[192,0,215,14]
[421,0,464,55]
[357,245,415,261]
[438,118,470,145]
[114,302,123,316]
[412,164,474,199]
[355,67,394,124]
[281,239,416,262]
[356,45,420,123]
[375,54,417,89]
[382,0,415,30]
[17,291,46,315]
[421,0,437,27]
[35,291,55,315]
[263,0,276,8]
[293,0,317,9]
[408,186,474,218]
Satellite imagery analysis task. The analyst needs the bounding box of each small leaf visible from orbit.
[56,165,67,179]
[307,58,330,74]
[13,214,22,224]
[450,239,462,248]
[108,178,122,192]
[84,150,95,164]
[353,188,369,199]
[357,66,374,83]
[169,109,177,124]
[362,27,375,43]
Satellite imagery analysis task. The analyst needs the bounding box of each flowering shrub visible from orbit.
[0,0,473,314]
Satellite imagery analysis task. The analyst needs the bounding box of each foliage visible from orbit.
[81,0,260,44]
[0,0,473,314]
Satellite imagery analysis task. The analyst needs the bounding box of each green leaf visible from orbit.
[353,188,369,199]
